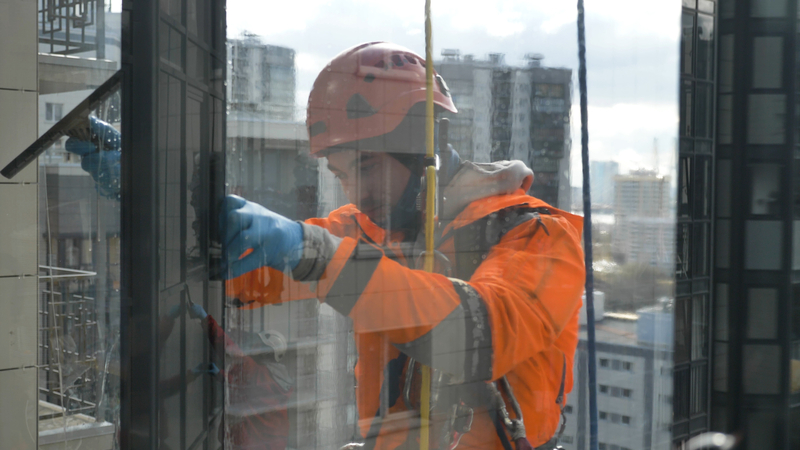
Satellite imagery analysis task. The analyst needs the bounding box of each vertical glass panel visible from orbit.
[794,222,800,270]
[683,0,697,8]
[743,345,782,394]
[696,14,715,80]
[676,298,691,363]
[720,0,735,18]
[716,159,732,217]
[717,95,733,144]
[682,13,695,76]
[714,342,728,392]
[32,4,124,448]
[694,156,711,219]
[716,220,731,268]
[693,224,709,277]
[751,0,787,17]
[692,296,708,358]
[752,37,783,88]
[679,156,692,218]
[715,284,730,341]
[719,35,734,93]
[674,368,690,421]
[690,364,708,415]
[678,223,692,279]
[747,94,786,144]
[681,81,694,137]
[746,411,777,450]
[747,288,779,339]
[695,82,713,138]
[698,0,715,13]
[750,164,781,215]
[745,221,783,270]
[222,1,681,447]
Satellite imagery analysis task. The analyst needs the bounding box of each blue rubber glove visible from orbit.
[219,195,303,279]
[188,303,208,320]
[192,362,220,376]
[167,304,182,320]
[65,117,121,200]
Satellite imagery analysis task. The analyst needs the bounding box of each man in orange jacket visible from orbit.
[222,42,585,450]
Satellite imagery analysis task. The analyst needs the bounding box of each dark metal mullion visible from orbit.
[121,0,161,446]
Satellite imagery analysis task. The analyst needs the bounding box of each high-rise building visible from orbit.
[563,303,673,450]
[227,34,296,121]
[591,160,619,207]
[612,170,673,267]
[436,50,572,209]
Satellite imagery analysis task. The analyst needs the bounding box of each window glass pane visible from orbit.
[694,156,711,219]
[747,288,779,339]
[716,220,731,268]
[690,364,708,415]
[715,284,730,341]
[682,81,694,136]
[676,298,691,363]
[679,156,692,218]
[696,14,715,80]
[720,0,735,18]
[692,296,708,358]
[682,13,695,75]
[716,159,732,217]
[747,94,786,144]
[698,0,715,13]
[745,221,783,270]
[750,164,781,215]
[719,35,734,93]
[693,224,709,277]
[717,94,733,144]
[714,342,729,392]
[751,0,787,17]
[695,82,713,138]
[753,37,783,88]
[746,411,777,450]
[744,345,782,394]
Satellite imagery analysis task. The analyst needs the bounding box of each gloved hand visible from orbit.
[192,362,220,376]
[219,195,303,279]
[65,116,121,200]
[167,304,183,320]
[188,303,208,320]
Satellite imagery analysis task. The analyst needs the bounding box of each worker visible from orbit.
[223,42,585,450]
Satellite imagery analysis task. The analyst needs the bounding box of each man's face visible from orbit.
[326,150,412,226]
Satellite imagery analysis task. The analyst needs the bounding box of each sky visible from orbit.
[226,0,682,184]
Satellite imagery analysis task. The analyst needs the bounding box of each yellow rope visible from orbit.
[421,0,435,448]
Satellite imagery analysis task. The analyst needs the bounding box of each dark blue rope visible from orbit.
[577,1,599,450]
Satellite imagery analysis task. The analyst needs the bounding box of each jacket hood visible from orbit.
[441,159,534,220]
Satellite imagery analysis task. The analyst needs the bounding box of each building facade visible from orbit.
[436,51,572,209]
[612,170,673,267]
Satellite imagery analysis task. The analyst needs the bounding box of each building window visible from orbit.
[622,388,632,398]
[600,358,610,367]
[622,415,631,425]
[623,361,633,371]
[564,405,573,414]
[45,102,63,122]
[600,411,608,420]
[600,384,609,394]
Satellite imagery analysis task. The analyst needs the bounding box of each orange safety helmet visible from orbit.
[306,41,457,156]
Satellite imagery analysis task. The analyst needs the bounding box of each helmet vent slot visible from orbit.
[391,55,404,67]
[364,73,376,83]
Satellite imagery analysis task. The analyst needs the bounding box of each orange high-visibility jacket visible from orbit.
[227,184,584,449]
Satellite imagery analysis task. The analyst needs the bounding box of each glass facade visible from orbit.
[14,0,787,449]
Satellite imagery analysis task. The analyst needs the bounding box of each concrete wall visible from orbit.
[0,0,39,446]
